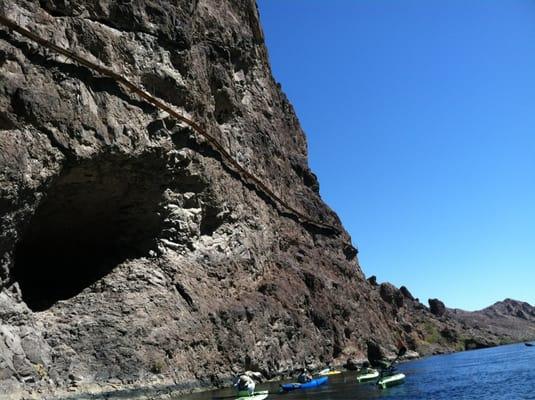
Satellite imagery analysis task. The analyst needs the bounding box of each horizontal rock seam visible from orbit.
[0,14,344,237]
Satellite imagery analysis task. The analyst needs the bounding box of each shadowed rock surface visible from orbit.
[429,298,446,317]
[0,1,534,399]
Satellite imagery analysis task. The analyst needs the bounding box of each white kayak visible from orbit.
[356,369,379,382]
[377,373,405,389]
[235,390,269,400]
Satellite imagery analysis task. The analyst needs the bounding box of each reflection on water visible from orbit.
[178,343,535,400]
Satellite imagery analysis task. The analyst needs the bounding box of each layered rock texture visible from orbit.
[0,1,533,398]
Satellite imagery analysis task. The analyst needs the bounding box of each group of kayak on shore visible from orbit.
[233,357,406,398]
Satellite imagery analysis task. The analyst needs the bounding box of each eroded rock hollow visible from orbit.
[14,155,167,311]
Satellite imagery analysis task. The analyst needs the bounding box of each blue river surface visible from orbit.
[178,343,535,400]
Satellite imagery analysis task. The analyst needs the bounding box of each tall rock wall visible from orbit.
[0,0,404,396]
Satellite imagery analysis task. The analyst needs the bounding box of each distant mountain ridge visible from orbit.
[480,299,535,320]
[366,279,535,358]
[450,299,535,345]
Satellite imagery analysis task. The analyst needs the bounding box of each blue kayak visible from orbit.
[281,376,328,391]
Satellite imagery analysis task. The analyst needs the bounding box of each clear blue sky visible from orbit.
[257,0,535,311]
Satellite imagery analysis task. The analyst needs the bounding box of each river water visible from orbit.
[179,343,535,400]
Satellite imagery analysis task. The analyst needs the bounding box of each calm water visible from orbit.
[179,343,535,400]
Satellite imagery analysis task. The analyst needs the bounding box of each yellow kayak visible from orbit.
[318,369,342,376]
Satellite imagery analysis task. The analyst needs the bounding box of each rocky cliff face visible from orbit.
[0,0,399,396]
[0,1,533,398]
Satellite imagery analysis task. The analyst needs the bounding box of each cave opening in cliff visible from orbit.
[13,155,167,312]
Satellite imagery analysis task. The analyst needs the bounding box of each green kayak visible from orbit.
[377,373,405,389]
[235,390,269,400]
[356,369,379,382]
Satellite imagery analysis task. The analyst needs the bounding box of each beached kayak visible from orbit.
[377,373,405,389]
[356,369,379,382]
[318,369,342,376]
[280,376,328,391]
[235,390,269,400]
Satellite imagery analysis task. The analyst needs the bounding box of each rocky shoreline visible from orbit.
[0,356,435,400]
[5,336,535,400]
[2,380,199,400]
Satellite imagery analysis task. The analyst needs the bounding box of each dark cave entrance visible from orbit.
[13,155,167,312]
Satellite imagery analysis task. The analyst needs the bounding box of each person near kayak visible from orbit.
[359,361,374,375]
[297,368,312,383]
[234,371,263,395]
[379,364,395,377]
[379,341,407,377]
